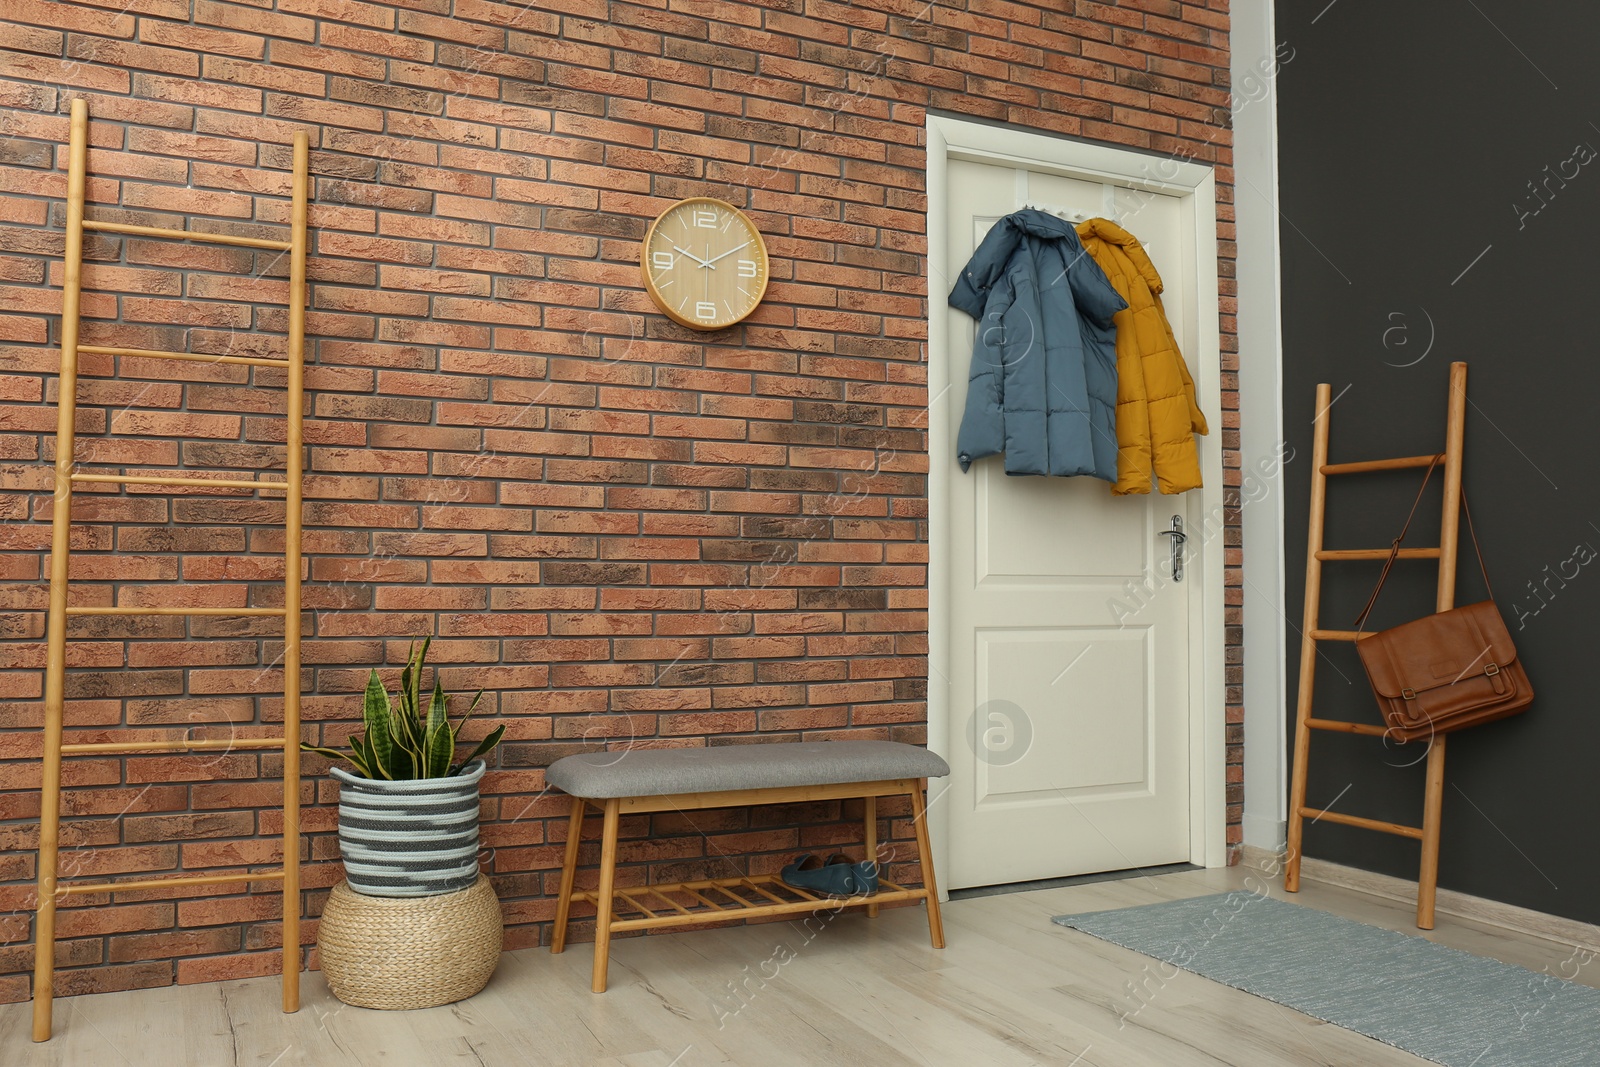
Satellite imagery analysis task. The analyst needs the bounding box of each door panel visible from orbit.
[975,627,1148,793]
[978,465,1147,579]
[944,158,1192,889]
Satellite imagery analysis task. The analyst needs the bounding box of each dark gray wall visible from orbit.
[1275,1,1599,923]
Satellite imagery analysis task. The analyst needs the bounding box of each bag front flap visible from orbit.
[1357,601,1519,700]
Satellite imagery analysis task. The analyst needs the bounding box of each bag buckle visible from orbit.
[1401,688,1417,700]
[1484,662,1500,676]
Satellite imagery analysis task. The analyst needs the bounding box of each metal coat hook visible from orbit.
[1019,200,1093,225]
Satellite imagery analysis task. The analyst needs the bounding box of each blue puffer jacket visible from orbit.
[950,209,1127,478]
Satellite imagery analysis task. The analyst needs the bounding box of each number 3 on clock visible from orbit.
[641,197,770,331]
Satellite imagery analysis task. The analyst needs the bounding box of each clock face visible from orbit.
[641,197,769,331]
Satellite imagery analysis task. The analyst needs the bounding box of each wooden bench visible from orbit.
[546,740,950,992]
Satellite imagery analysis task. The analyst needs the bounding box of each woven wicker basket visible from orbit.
[318,874,502,1010]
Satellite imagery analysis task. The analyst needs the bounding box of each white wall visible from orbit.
[1231,0,1290,851]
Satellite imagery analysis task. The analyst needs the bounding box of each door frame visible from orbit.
[926,114,1230,892]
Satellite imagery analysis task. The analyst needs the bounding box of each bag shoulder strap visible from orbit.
[1460,486,1493,600]
[1352,456,1494,633]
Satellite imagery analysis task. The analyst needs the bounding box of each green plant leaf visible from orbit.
[326,735,373,779]
[362,669,395,780]
[424,722,453,779]
[453,723,506,774]
[426,678,448,734]
[300,743,365,774]
[387,735,417,780]
[393,644,417,749]
[391,718,422,778]
[423,679,452,777]
[385,694,422,781]
[353,733,382,780]
[451,689,485,741]
[424,730,452,778]
[394,637,434,767]
[404,636,431,713]
[398,638,416,712]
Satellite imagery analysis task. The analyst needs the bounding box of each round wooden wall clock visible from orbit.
[640,197,769,331]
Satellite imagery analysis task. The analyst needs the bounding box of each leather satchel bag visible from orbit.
[1352,462,1533,743]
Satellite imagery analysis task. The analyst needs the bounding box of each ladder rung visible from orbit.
[1316,548,1441,561]
[1320,453,1444,475]
[65,606,286,617]
[78,344,289,369]
[1309,629,1363,642]
[1299,806,1423,840]
[55,870,287,896]
[70,473,289,492]
[1306,718,1389,737]
[81,218,291,251]
[60,737,287,755]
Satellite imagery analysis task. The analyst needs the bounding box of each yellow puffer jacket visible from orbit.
[1076,218,1208,495]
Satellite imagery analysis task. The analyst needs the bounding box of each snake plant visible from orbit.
[303,637,505,780]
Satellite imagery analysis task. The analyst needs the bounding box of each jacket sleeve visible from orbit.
[1147,277,1209,437]
[948,217,1021,319]
[955,299,1009,471]
[1064,240,1127,329]
[1175,345,1210,435]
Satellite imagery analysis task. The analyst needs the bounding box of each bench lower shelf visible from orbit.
[571,873,926,933]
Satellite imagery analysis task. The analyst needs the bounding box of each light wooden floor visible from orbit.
[4,866,1595,1066]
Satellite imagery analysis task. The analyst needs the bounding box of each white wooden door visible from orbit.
[942,160,1194,889]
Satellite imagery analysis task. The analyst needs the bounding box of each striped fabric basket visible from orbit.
[331,759,486,898]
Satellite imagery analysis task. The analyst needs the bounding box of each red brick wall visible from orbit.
[0,0,1237,1002]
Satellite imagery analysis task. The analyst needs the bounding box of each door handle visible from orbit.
[1158,515,1186,583]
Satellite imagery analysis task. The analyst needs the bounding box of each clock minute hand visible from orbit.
[672,245,714,268]
[702,241,752,266]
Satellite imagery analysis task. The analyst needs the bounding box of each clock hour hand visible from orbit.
[672,245,714,268]
[702,241,752,266]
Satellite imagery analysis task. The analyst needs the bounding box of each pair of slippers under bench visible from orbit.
[780,853,880,898]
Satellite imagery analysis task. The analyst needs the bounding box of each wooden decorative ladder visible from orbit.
[32,99,309,1041]
[1285,361,1468,929]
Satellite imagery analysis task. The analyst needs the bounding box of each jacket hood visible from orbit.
[1077,217,1164,296]
[947,209,1093,318]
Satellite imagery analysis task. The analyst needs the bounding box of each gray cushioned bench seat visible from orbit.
[545,740,950,799]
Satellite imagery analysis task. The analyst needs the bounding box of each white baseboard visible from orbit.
[1238,845,1600,951]
[1240,814,1286,852]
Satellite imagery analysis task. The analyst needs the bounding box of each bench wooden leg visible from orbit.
[591,797,621,993]
[863,794,879,919]
[908,778,945,949]
[551,795,586,954]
